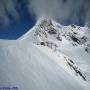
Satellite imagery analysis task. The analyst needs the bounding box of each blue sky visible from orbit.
[0,0,36,39]
[0,0,90,39]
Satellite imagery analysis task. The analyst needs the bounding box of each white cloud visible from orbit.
[0,0,90,25]
[28,0,90,24]
[0,0,19,24]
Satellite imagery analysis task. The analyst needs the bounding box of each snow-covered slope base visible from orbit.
[0,18,90,90]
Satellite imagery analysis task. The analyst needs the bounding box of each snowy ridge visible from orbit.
[0,18,90,90]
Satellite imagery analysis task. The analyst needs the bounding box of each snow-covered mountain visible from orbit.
[0,17,90,90]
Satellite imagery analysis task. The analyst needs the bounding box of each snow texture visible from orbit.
[0,17,90,90]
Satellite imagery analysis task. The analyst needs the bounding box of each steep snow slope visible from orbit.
[0,40,85,90]
[0,18,90,90]
[20,18,90,81]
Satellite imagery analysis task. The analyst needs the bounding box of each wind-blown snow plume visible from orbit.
[28,0,90,24]
[0,0,19,24]
[0,0,90,25]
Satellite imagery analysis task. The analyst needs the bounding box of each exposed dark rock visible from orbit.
[71,24,76,28]
[56,34,62,41]
[85,47,89,53]
[73,32,78,35]
[41,42,45,45]
[48,28,57,34]
[70,35,80,44]
[64,57,87,81]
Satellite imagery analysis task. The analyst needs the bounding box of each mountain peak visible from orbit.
[36,17,53,27]
[85,21,90,28]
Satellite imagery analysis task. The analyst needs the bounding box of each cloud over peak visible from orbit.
[0,0,90,25]
[29,0,90,25]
